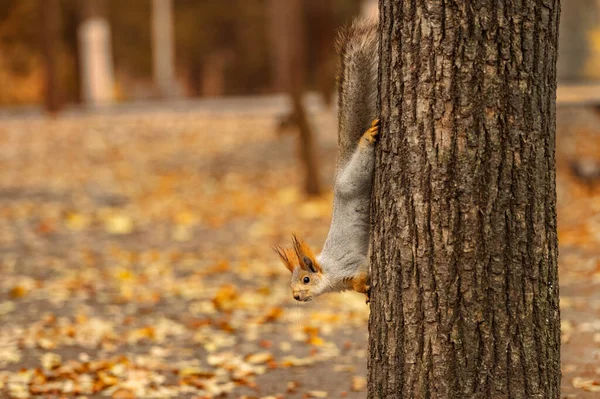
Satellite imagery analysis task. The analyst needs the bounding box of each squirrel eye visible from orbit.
[303,276,310,284]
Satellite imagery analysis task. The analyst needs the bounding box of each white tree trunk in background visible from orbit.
[152,0,176,98]
[78,17,115,106]
[361,0,378,19]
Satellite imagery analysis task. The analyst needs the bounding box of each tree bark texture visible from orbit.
[368,1,561,398]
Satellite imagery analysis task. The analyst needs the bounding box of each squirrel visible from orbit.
[274,19,378,304]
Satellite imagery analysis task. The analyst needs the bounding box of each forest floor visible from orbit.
[0,104,599,398]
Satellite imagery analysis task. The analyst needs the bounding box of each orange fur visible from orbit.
[273,246,299,273]
[291,234,322,273]
[360,118,380,146]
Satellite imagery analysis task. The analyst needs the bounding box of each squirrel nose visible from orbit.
[294,294,301,301]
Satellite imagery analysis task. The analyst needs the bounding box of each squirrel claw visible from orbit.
[365,285,371,305]
[364,119,380,143]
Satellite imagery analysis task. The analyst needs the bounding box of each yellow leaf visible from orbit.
[128,326,155,343]
[351,376,367,391]
[112,388,135,398]
[245,351,273,364]
[40,352,61,370]
[98,370,119,386]
[65,212,89,230]
[104,214,133,235]
[116,269,134,281]
[175,210,196,225]
[179,366,215,378]
[213,285,238,312]
[307,391,329,398]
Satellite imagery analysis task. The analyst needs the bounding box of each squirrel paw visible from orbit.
[363,119,380,144]
[352,273,371,303]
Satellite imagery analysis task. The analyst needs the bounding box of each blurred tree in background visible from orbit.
[40,0,62,112]
[0,0,362,106]
[0,0,43,105]
[559,0,600,81]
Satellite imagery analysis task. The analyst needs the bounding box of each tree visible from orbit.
[268,0,322,196]
[78,0,115,106]
[306,0,336,106]
[40,0,62,113]
[368,1,561,398]
[558,0,600,81]
[152,0,176,98]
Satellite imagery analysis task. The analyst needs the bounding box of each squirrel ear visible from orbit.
[291,234,321,273]
[273,245,296,273]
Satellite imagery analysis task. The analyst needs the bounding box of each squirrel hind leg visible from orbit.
[362,119,380,144]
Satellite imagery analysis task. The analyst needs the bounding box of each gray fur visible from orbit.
[335,18,379,170]
[314,19,379,295]
[317,137,375,288]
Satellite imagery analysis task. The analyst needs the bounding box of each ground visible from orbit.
[0,102,599,398]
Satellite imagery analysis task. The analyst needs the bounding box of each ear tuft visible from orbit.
[291,234,321,273]
[273,245,296,273]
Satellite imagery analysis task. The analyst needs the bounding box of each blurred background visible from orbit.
[0,0,365,108]
[0,1,599,398]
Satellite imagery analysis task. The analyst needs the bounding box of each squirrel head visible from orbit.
[274,235,324,302]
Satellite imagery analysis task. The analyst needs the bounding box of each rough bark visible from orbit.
[368,1,561,398]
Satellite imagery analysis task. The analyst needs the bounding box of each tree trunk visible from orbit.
[291,88,322,196]
[306,0,336,106]
[201,49,232,97]
[152,0,176,98]
[368,1,561,398]
[268,0,322,196]
[267,0,298,92]
[78,0,115,106]
[40,0,62,114]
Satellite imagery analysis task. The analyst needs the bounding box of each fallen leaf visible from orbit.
[306,390,328,398]
[573,377,600,392]
[246,351,273,364]
[104,214,133,235]
[112,388,135,398]
[351,376,367,391]
[10,285,27,299]
[40,353,61,370]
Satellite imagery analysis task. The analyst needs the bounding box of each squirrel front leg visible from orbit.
[351,271,371,304]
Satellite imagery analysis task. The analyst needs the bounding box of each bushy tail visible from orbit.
[335,18,379,169]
